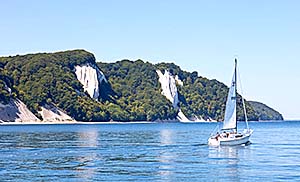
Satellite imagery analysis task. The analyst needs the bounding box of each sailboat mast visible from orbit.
[235,58,237,132]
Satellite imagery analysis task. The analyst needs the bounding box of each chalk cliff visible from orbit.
[156,69,190,121]
[0,99,40,123]
[38,104,74,122]
[75,63,107,100]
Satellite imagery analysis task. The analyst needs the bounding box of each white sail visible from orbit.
[208,59,253,146]
[223,65,237,130]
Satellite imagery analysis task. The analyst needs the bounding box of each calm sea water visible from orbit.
[0,121,300,181]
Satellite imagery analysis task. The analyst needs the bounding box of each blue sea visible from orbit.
[0,121,300,181]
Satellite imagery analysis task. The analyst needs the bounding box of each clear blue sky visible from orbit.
[1,0,300,119]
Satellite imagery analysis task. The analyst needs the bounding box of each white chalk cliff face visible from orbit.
[75,63,107,100]
[0,99,40,123]
[38,104,74,122]
[177,109,190,121]
[156,70,179,108]
[156,70,189,121]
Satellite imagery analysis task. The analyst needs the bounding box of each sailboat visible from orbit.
[208,59,253,146]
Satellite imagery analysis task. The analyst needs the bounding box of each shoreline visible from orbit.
[0,121,155,125]
[0,120,172,125]
[0,120,290,125]
[0,120,216,125]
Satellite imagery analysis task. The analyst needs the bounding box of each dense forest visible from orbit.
[0,67,12,105]
[98,60,177,121]
[0,50,112,121]
[154,63,258,121]
[0,50,283,122]
[249,101,283,120]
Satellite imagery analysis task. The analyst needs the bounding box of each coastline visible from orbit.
[0,120,290,125]
[0,120,215,125]
[0,121,159,125]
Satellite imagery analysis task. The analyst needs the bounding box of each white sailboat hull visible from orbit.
[208,130,253,146]
[219,134,250,146]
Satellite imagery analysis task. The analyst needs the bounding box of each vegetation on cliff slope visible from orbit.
[155,62,258,121]
[0,50,283,121]
[98,60,177,121]
[0,50,111,121]
[249,101,284,120]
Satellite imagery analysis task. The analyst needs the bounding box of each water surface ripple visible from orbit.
[0,122,299,181]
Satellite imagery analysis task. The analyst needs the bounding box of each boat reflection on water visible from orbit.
[208,144,252,181]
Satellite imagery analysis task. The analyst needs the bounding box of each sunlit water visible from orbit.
[0,121,300,181]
